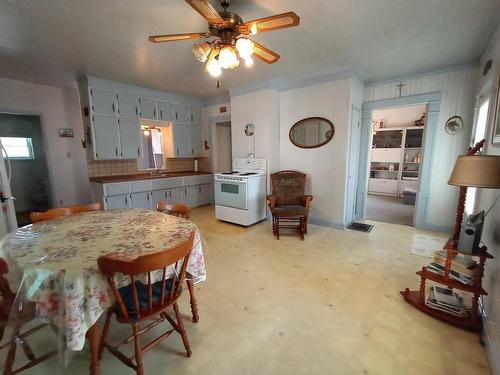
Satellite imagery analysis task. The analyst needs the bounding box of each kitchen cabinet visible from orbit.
[92,114,120,159]
[118,118,142,159]
[368,178,398,196]
[189,106,203,124]
[173,103,189,123]
[198,184,211,205]
[139,97,157,120]
[157,100,173,122]
[188,125,203,157]
[371,148,401,163]
[164,123,190,158]
[117,93,139,117]
[183,185,199,207]
[90,88,116,115]
[105,194,130,209]
[130,191,152,209]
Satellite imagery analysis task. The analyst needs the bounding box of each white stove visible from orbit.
[214,158,267,226]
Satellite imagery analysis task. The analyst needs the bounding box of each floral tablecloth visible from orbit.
[0,209,206,351]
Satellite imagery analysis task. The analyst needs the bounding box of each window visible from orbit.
[0,137,35,160]
[465,98,490,216]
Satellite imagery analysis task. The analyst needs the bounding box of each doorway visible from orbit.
[0,113,51,226]
[365,104,426,226]
[215,121,231,172]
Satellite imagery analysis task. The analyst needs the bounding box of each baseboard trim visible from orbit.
[482,315,500,375]
[308,216,346,230]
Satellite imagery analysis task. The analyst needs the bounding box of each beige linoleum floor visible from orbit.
[2,206,491,375]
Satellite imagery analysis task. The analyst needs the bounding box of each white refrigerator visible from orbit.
[0,142,17,240]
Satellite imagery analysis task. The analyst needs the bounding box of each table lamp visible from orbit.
[448,146,500,252]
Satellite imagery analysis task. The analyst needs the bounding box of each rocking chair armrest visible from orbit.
[266,194,277,209]
[302,195,313,208]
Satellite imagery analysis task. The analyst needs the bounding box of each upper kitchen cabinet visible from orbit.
[173,103,189,123]
[117,93,139,117]
[164,123,190,158]
[188,125,203,157]
[92,114,121,159]
[90,88,116,115]
[189,106,203,124]
[118,117,142,159]
[157,100,173,122]
[139,97,157,120]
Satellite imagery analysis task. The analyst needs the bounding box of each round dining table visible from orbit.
[0,208,206,374]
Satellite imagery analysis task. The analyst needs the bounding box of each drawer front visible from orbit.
[130,180,153,193]
[384,179,399,194]
[151,177,184,190]
[198,174,213,184]
[371,148,401,162]
[183,175,200,186]
[104,182,131,196]
[368,178,383,192]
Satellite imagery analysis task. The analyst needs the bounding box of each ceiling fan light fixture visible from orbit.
[235,38,254,59]
[192,42,212,62]
[244,57,254,68]
[219,46,238,69]
[206,57,222,77]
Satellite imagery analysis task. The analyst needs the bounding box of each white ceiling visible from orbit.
[0,0,499,98]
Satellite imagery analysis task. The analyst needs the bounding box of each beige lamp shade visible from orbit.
[448,155,500,188]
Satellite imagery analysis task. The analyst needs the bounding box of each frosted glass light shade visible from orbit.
[236,38,254,59]
[448,155,500,188]
[219,46,238,69]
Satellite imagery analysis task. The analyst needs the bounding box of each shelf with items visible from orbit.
[405,128,424,148]
[372,129,403,149]
[401,236,492,332]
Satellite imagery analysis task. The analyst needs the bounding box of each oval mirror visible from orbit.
[289,117,335,148]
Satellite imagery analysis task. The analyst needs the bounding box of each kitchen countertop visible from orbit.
[89,171,212,183]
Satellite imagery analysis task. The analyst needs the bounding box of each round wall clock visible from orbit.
[445,116,464,135]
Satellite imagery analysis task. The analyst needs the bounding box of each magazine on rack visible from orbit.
[426,262,474,286]
[433,250,479,277]
[425,286,468,317]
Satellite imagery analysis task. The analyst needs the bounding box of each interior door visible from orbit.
[346,108,360,223]
[118,117,141,159]
[93,114,120,159]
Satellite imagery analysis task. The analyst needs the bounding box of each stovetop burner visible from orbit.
[222,171,239,175]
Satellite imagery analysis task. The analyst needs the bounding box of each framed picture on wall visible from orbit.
[493,75,500,145]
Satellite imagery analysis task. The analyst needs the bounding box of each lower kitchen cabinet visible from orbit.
[151,187,184,208]
[130,191,152,209]
[183,185,199,207]
[105,194,130,209]
[199,184,211,205]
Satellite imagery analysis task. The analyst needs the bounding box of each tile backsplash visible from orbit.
[87,158,209,177]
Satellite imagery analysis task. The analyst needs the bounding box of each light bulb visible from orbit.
[207,58,222,77]
[236,38,254,59]
[250,24,258,35]
[219,46,238,69]
[143,129,150,136]
[244,57,254,68]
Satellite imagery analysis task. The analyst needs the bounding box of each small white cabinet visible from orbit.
[117,93,139,117]
[139,97,157,120]
[173,103,189,123]
[90,89,116,115]
[93,114,120,159]
[118,118,142,159]
[157,100,173,122]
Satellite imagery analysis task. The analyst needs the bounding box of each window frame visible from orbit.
[0,136,36,160]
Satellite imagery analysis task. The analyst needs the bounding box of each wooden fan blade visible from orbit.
[239,11,300,35]
[185,0,225,25]
[148,32,209,43]
[252,41,280,64]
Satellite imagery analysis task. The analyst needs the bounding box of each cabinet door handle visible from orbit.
[146,193,150,201]
[184,189,187,195]
[153,109,156,118]
[125,196,128,204]
[170,191,172,198]
[177,148,179,156]
[164,191,167,198]
[135,106,138,116]
[175,112,178,120]
[160,110,163,119]
[192,148,194,155]
[115,148,118,156]
[199,186,201,192]
[112,103,115,113]
[137,147,140,156]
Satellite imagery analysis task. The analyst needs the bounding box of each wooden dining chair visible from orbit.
[156,201,198,323]
[0,258,57,374]
[97,232,195,375]
[30,203,102,223]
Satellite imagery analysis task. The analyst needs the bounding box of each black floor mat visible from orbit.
[346,222,373,233]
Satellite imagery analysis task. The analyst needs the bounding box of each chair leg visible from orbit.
[132,324,144,375]
[173,302,191,358]
[99,309,113,361]
[299,217,304,240]
[3,329,19,375]
[304,215,308,234]
[186,279,199,323]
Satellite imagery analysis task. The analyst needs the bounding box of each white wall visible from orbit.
[0,77,91,207]
[364,67,479,228]
[373,104,427,128]
[475,24,500,375]
[279,78,353,226]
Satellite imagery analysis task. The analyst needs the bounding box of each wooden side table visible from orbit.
[271,206,308,240]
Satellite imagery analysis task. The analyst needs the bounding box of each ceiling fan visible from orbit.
[148,0,300,77]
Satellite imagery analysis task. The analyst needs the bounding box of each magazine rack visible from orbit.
[400,239,492,332]
[401,139,492,332]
